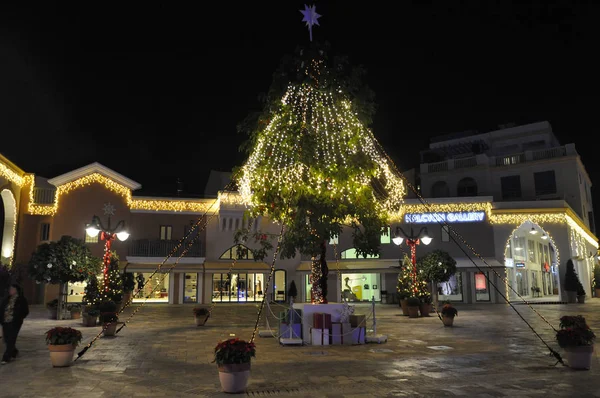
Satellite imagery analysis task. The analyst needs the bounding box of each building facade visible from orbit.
[0,121,597,306]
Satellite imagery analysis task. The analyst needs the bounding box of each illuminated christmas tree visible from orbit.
[397,255,413,300]
[100,252,123,304]
[238,44,405,304]
[83,274,100,307]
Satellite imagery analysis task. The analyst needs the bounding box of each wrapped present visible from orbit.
[279,309,302,324]
[311,328,330,346]
[280,323,302,339]
[313,312,332,329]
[349,314,366,328]
[331,322,352,345]
[351,327,365,345]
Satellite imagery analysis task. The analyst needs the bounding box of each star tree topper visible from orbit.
[103,202,115,216]
[300,4,321,42]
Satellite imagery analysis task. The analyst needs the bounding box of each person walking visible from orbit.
[0,283,29,364]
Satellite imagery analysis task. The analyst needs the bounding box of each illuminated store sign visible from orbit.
[404,211,486,224]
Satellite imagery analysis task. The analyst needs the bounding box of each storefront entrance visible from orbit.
[212,272,265,303]
[133,272,170,303]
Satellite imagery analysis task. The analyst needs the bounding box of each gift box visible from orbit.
[331,322,352,345]
[280,323,302,339]
[349,314,366,328]
[311,328,330,346]
[279,309,302,324]
[351,327,366,345]
[313,313,332,329]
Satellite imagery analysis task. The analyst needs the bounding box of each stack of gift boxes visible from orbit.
[310,312,366,345]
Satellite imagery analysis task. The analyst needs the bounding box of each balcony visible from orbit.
[33,188,56,204]
[421,144,576,174]
[128,239,205,258]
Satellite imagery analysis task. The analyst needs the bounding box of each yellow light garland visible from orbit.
[0,188,18,265]
[129,198,218,213]
[0,162,25,187]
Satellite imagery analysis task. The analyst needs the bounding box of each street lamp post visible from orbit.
[393,226,432,295]
[86,203,129,292]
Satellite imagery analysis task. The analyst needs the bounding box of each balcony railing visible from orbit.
[128,239,204,258]
[532,146,566,161]
[427,161,449,173]
[454,156,477,169]
[33,188,56,204]
[495,153,525,166]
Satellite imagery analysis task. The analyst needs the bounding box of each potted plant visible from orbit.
[556,315,595,369]
[577,281,586,303]
[214,338,256,393]
[46,299,58,319]
[82,306,100,327]
[406,296,420,318]
[418,293,432,317]
[122,272,135,305]
[99,301,119,336]
[288,280,298,301]
[45,327,83,367]
[441,303,458,326]
[68,303,82,319]
[594,264,600,297]
[564,259,580,303]
[193,307,210,326]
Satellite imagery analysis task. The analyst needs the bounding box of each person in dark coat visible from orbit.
[0,283,29,364]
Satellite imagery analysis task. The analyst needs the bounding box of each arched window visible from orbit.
[220,245,254,260]
[340,248,379,259]
[457,178,478,197]
[430,181,449,198]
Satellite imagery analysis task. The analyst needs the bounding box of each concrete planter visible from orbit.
[70,311,81,320]
[566,291,577,303]
[577,295,586,303]
[565,345,594,370]
[218,362,251,393]
[195,315,209,326]
[442,316,455,327]
[419,303,431,317]
[47,308,57,320]
[82,314,98,327]
[407,306,419,318]
[48,344,75,367]
[103,322,118,336]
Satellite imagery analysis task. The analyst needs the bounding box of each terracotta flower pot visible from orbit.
[48,344,75,367]
[419,303,431,317]
[400,299,409,316]
[71,311,81,320]
[565,345,594,370]
[577,295,586,304]
[195,315,209,326]
[442,316,454,327]
[103,322,118,336]
[407,306,419,318]
[218,362,251,393]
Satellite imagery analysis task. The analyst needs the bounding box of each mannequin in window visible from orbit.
[136,273,145,298]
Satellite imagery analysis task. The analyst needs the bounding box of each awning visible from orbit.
[124,261,271,272]
[201,261,271,271]
[454,257,505,268]
[296,260,400,272]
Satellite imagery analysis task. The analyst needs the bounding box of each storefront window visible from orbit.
[513,237,526,261]
[133,272,169,303]
[212,273,264,303]
[475,272,490,301]
[438,272,463,302]
[527,239,537,263]
[340,248,379,259]
[184,273,198,303]
[67,280,87,303]
[341,273,381,302]
[273,270,286,302]
[305,275,312,302]
[516,268,528,296]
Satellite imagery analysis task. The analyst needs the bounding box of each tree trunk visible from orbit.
[431,281,438,311]
[310,241,329,304]
[57,283,67,320]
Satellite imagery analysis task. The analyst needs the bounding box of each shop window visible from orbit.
[516,268,528,296]
[501,175,521,200]
[441,225,450,242]
[212,272,264,303]
[274,270,286,302]
[40,223,50,241]
[457,178,478,197]
[512,236,526,261]
[220,245,254,260]
[160,225,172,240]
[438,273,462,302]
[132,272,169,302]
[527,239,537,263]
[329,235,339,245]
[475,272,490,302]
[380,226,391,244]
[341,273,381,302]
[534,170,556,196]
[340,248,379,259]
[184,273,198,303]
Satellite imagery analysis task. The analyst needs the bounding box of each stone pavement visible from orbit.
[2,300,600,397]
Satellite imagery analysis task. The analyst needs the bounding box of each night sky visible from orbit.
[1,2,598,197]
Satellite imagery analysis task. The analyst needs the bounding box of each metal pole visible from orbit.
[371,296,376,336]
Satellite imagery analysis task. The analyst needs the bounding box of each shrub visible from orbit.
[46,299,58,309]
[556,315,595,348]
[214,338,256,365]
[441,304,458,318]
[288,280,298,298]
[564,259,581,292]
[406,296,420,307]
[193,307,210,316]
[67,303,82,312]
[45,327,83,346]
[122,272,135,293]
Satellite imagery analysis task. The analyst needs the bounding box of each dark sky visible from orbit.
[1,2,598,197]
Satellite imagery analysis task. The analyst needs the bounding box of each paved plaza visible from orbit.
[2,300,600,397]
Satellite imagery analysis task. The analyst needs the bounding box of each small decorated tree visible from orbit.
[100,252,123,304]
[396,255,413,301]
[28,236,102,319]
[83,274,100,308]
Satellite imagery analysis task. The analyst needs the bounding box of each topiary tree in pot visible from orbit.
[288,280,298,302]
[564,259,581,304]
[417,250,457,309]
